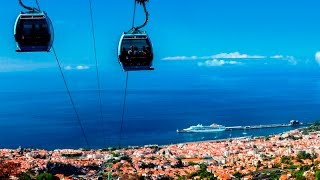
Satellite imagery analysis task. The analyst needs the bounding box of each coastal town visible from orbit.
[1,123,320,180]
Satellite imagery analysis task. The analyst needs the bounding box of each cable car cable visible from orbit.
[133,0,149,31]
[118,0,154,71]
[88,0,106,146]
[35,0,41,11]
[32,2,87,146]
[128,0,149,32]
[131,0,137,28]
[16,0,89,148]
[119,72,129,148]
[18,0,39,12]
[118,1,137,147]
[52,47,90,148]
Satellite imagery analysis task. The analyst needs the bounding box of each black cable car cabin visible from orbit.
[118,32,154,71]
[14,12,54,52]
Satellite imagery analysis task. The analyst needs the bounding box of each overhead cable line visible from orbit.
[129,0,149,32]
[119,72,129,148]
[35,0,41,11]
[131,0,137,28]
[133,0,149,31]
[118,0,150,147]
[52,47,90,148]
[18,0,39,12]
[88,0,106,146]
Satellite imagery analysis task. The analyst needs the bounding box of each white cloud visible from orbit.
[162,52,266,61]
[162,56,198,61]
[163,52,298,66]
[270,55,294,60]
[64,65,90,70]
[0,57,92,72]
[270,55,284,59]
[197,59,241,67]
[64,65,72,70]
[162,52,300,62]
[0,57,54,72]
[271,55,297,65]
[76,65,90,70]
[211,52,266,59]
[315,51,320,65]
[286,56,297,65]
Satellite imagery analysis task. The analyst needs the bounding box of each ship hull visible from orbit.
[176,129,226,133]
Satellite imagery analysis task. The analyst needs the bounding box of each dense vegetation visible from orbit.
[187,164,216,179]
[302,120,320,135]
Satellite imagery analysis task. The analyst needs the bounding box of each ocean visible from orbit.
[0,60,320,149]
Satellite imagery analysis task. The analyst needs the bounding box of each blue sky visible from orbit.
[0,0,320,73]
[2,0,320,148]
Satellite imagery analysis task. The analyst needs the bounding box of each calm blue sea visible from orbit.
[0,61,320,149]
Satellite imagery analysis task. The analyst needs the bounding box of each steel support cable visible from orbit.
[118,0,149,147]
[131,0,137,29]
[118,0,137,147]
[52,47,90,148]
[88,0,106,146]
[18,0,39,12]
[35,0,41,11]
[134,1,149,31]
[119,72,129,148]
[129,0,149,32]
[118,2,136,147]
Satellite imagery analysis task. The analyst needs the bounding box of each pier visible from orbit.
[225,120,311,131]
[177,120,312,133]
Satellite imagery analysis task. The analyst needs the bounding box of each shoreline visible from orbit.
[0,125,311,151]
[0,123,318,179]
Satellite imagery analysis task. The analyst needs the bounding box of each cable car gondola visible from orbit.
[118,30,154,71]
[118,0,154,71]
[14,0,54,52]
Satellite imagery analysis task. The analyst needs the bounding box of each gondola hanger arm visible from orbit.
[19,0,40,12]
[132,0,149,32]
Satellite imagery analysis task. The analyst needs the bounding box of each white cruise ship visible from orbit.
[177,123,226,133]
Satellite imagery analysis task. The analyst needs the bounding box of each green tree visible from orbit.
[188,161,197,166]
[302,129,309,135]
[272,163,281,168]
[18,172,32,180]
[297,151,311,160]
[199,163,207,170]
[256,160,262,169]
[120,155,132,163]
[111,152,120,157]
[233,171,243,179]
[301,165,311,171]
[287,164,297,170]
[311,149,318,160]
[316,171,320,180]
[36,173,59,180]
[177,176,187,180]
[265,170,282,180]
[293,170,306,180]
[281,155,292,164]
[186,164,216,179]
